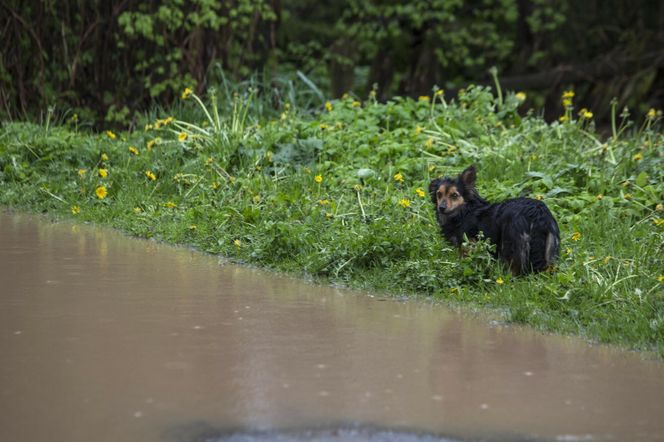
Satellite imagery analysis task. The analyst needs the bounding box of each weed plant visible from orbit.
[1,84,662,356]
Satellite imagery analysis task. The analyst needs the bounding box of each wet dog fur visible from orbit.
[429,165,560,275]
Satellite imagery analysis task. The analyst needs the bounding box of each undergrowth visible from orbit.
[1,84,662,356]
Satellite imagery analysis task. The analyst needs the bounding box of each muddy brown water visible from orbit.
[1,213,664,442]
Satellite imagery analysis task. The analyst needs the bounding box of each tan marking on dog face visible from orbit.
[435,184,465,212]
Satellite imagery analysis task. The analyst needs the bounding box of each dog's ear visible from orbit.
[459,165,476,188]
[429,178,442,205]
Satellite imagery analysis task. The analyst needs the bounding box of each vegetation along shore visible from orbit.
[1,83,662,356]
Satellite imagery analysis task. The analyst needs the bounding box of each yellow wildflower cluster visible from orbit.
[578,108,593,120]
[571,231,581,241]
[178,132,188,142]
[181,87,193,100]
[393,172,404,183]
[325,101,333,112]
[415,188,426,198]
[98,168,108,178]
[561,90,574,107]
[105,130,116,140]
[398,199,411,208]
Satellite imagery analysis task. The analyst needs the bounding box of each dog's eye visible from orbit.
[450,193,459,199]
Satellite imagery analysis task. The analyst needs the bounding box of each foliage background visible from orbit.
[1,0,663,125]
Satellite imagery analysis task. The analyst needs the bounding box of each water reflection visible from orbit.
[1,212,663,442]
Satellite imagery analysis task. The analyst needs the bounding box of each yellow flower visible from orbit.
[624,193,632,200]
[351,100,361,107]
[178,132,188,142]
[252,195,262,204]
[95,186,107,199]
[211,181,220,190]
[565,247,573,256]
[318,199,330,205]
[189,225,197,231]
[101,153,109,162]
[602,256,612,265]
[353,184,362,192]
[562,98,572,107]
[398,199,411,208]
[144,123,153,131]
[71,205,80,215]
[515,92,526,102]
[571,231,581,241]
[415,125,424,135]
[325,101,333,112]
[164,201,177,209]
[496,277,505,285]
[653,218,664,227]
[656,203,663,212]
[435,89,444,97]
[319,123,328,130]
[415,188,426,198]
[558,115,569,123]
[163,116,174,125]
[535,194,544,201]
[596,194,604,200]
[128,146,139,155]
[632,152,643,161]
[146,139,158,150]
[181,87,193,100]
[658,275,664,282]
[314,175,323,184]
[562,90,575,100]
[647,108,658,120]
[393,172,404,183]
[105,130,116,140]
[233,239,242,248]
[425,137,434,148]
[145,170,156,181]
[78,169,87,177]
[133,207,142,214]
[418,95,430,102]
[98,168,108,178]
[579,108,593,120]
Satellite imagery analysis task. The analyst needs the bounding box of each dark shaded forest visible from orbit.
[1,0,663,125]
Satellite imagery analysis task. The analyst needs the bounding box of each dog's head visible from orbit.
[429,165,478,220]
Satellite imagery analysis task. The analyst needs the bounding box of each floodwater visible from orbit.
[1,213,664,442]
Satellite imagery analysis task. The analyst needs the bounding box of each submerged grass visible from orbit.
[1,84,663,356]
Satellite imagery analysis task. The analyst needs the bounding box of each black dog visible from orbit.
[429,165,560,275]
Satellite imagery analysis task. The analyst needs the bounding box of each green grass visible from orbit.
[1,85,663,356]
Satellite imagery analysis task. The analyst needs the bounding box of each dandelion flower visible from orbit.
[71,205,81,215]
[101,153,109,162]
[145,171,157,181]
[559,115,569,123]
[181,87,193,100]
[658,275,664,282]
[164,201,177,209]
[325,101,333,112]
[128,146,139,155]
[233,239,242,248]
[418,95,430,102]
[579,108,593,120]
[319,123,328,130]
[415,126,424,135]
[133,207,142,214]
[571,231,581,241]
[632,152,643,161]
[596,194,603,200]
[399,199,411,208]
[515,92,526,102]
[535,194,544,201]
[415,188,426,198]
[178,132,188,142]
[435,89,444,97]
[393,172,404,183]
[647,108,658,120]
[318,199,330,205]
[314,175,323,184]
[105,131,116,140]
[562,90,574,100]
[351,100,361,108]
[496,277,505,285]
[78,169,87,177]
[147,139,157,150]
[95,186,107,199]
[211,181,220,190]
[425,137,434,148]
[98,168,108,178]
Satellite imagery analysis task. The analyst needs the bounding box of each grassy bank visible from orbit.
[1,85,662,355]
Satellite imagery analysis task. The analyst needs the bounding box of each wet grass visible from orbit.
[1,84,662,356]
